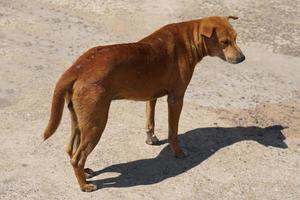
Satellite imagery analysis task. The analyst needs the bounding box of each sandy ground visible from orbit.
[1,0,300,199]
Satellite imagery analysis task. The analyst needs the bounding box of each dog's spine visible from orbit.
[43,68,76,141]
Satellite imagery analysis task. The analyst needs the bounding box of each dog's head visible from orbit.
[200,16,245,64]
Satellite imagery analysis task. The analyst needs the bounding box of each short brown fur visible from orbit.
[43,16,245,192]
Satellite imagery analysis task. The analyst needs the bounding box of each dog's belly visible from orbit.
[109,61,171,101]
[112,86,168,101]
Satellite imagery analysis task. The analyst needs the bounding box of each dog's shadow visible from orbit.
[91,125,287,189]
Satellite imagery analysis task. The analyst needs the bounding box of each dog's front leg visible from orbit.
[145,99,159,145]
[167,95,186,158]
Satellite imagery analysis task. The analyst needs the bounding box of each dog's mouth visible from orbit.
[226,53,245,64]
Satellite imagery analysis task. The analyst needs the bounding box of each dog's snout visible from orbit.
[231,53,245,64]
[226,53,245,64]
[238,54,245,63]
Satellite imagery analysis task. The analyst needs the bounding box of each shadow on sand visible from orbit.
[91,125,287,189]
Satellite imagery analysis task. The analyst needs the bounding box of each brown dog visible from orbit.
[43,16,245,192]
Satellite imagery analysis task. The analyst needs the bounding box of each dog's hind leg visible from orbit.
[66,101,80,158]
[70,85,110,192]
[145,99,159,145]
[66,101,95,179]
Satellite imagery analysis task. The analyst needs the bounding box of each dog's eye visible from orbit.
[221,40,230,46]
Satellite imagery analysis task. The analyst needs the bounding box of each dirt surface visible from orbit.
[1,0,300,199]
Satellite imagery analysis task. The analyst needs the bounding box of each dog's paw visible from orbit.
[175,149,188,159]
[81,183,97,192]
[146,136,159,145]
[84,168,95,179]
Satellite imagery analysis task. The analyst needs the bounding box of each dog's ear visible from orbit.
[227,16,239,20]
[200,24,214,38]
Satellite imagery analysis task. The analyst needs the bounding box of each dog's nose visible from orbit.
[240,54,245,62]
[236,53,245,63]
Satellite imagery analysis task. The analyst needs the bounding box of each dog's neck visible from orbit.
[163,21,210,68]
[184,21,210,65]
[139,20,209,68]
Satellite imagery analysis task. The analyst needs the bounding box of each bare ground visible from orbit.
[0,0,300,199]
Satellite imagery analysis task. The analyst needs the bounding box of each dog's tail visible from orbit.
[43,68,76,141]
